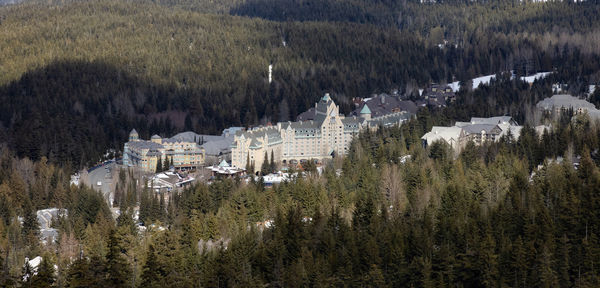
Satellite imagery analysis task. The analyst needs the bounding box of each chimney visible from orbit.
[381,94,385,104]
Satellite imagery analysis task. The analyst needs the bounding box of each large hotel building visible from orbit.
[231,94,413,173]
[123,130,206,172]
[124,94,413,173]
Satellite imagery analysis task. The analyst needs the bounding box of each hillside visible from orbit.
[1,0,600,167]
[0,0,550,165]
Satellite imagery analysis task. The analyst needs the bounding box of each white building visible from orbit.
[422,116,522,154]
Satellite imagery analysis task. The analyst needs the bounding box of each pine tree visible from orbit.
[245,153,251,174]
[139,185,150,225]
[479,227,498,287]
[140,245,163,287]
[261,151,269,175]
[557,234,571,287]
[365,264,387,288]
[151,193,160,222]
[116,208,136,235]
[21,260,34,285]
[105,230,131,288]
[159,194,166,222]
[22,198,39,246]
[270,150,276,172]
[66,258,94,288]
[30,255,55,288]
[156,157,162,173]
[163,156,171,171]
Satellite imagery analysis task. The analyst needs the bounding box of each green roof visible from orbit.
[321,93,330,102]
[218,160,230,167]
[360,104,371,114]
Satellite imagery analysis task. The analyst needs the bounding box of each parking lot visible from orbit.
[87,162,116,203]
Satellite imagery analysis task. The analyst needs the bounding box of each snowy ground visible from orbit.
[448,71,552,92]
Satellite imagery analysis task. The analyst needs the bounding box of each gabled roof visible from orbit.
[536,94,597,111]
[249,138,262,149]
[151,134,161,139]
[351,94,417,116]
[470,116,514,125]
[421,126,464,144]
[461,124,499,134]
[130,128,138,135]
[218,160,230,167]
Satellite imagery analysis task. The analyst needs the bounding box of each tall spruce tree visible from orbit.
[140,245,163,287]
[29,255,55,288]
[156,157,162,173]
[105,230,131,288]
[22,198,39,246]
[245,153,251,174]
[270,150,276,172]
[261,151,269,175]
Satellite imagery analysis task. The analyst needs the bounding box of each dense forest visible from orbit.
[1,0,600,286]
[1,111,600,287]
[1,0,600,167]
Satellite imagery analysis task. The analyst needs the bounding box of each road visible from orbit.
[87,162,116,204]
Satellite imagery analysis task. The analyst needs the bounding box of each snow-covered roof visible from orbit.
[537,94,597,111]
[207,164,244,175]
[421,126,464,144]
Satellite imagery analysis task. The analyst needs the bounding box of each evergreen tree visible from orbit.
[21,260,34,286]
[261,151,270,175]
[22,199,39,246]
[163,156,171,172]
[105,230,131,288]
[140,245,163,287]
[116,208,136,235]
[156,157,162,173]
[245,153,251,174]
[29,255,55,288]
[139,184,150,225]
[66,258,94,288]
[270,150,276,172]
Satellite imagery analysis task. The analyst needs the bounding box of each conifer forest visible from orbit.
[1,0,600,287]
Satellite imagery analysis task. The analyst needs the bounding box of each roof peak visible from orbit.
[218,160,230,167]
[360,104,372,114]
[321,93,331,102]
[130,128,138,135]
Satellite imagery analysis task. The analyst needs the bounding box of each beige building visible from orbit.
[421,116,522,154]
[123,129,205,172]
[231,94,412,173]
[536,94,600,120]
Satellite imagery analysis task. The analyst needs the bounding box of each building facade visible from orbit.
[123,129,205,172]
[231,94,412,172]
[421,116,522,154]
[536,94,600,120]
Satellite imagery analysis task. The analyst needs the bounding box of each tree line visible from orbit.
[1,109,600,286]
